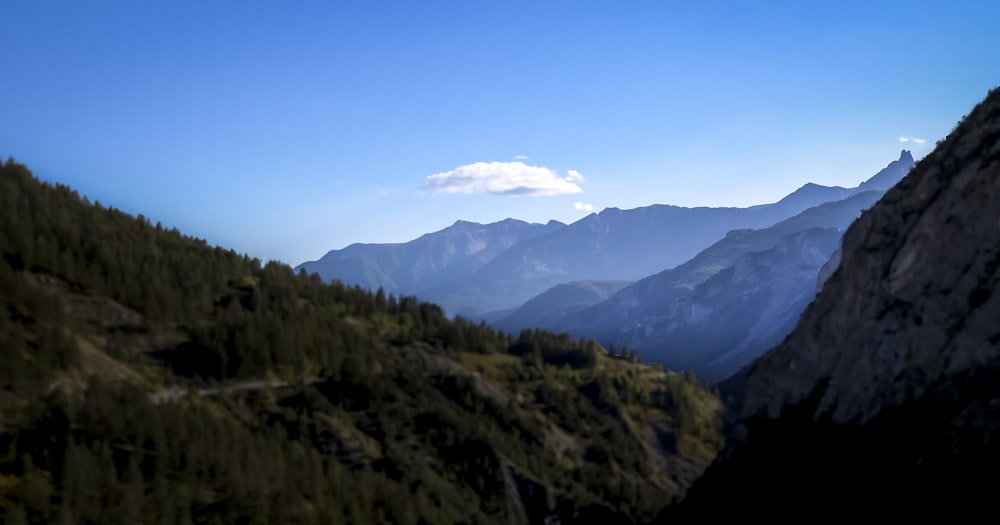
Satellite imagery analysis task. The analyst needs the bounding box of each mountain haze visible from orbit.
[419,171,905,317]
[551,190,890,380]
[493,280,632,335]
[299,152,915,322]
[296,218,565,295]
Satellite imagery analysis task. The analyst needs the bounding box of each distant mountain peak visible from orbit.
[857,149,915,192]
[451,218,551,229]
[773,182,852,209]
[296,217,565,295]
[744,91,1000,425]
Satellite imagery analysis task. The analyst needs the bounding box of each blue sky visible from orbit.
[2,1,997,265]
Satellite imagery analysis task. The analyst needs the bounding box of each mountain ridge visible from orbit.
[296,217,565,295]
[548,190,888,380]
[493,279,633,335]
[419,169,905,317]
[300,152,914,319]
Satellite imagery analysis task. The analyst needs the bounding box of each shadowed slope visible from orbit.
[664,88,1000,522]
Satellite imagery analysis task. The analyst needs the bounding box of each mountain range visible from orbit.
[299,152,912,318]
[300,151,915,380]
[297,218,565,295]
[544,189,888,381]
[416,156,911,317]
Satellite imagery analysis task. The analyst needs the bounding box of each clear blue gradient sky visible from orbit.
[3,1,997,265]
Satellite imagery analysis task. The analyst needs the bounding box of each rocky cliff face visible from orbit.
[663,88,1000,521]
[742,91,1000,424]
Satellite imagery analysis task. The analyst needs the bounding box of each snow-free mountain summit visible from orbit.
[299,151,915,381]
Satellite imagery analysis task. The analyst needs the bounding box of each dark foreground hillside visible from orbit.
[0,159,722,524]
[662,88,1000,522]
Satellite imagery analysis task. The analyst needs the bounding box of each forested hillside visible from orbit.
[0,159,723,524]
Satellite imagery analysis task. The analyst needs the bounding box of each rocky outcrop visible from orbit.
[663,88,1000,522]
[855,149,915,191]
[742,90,1000,424]
[815,245,841,293]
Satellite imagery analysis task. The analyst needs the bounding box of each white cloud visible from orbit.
[514,154,529,160]
[573,202,594,211]
[899,136,927,144]
[422,161,584,196]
